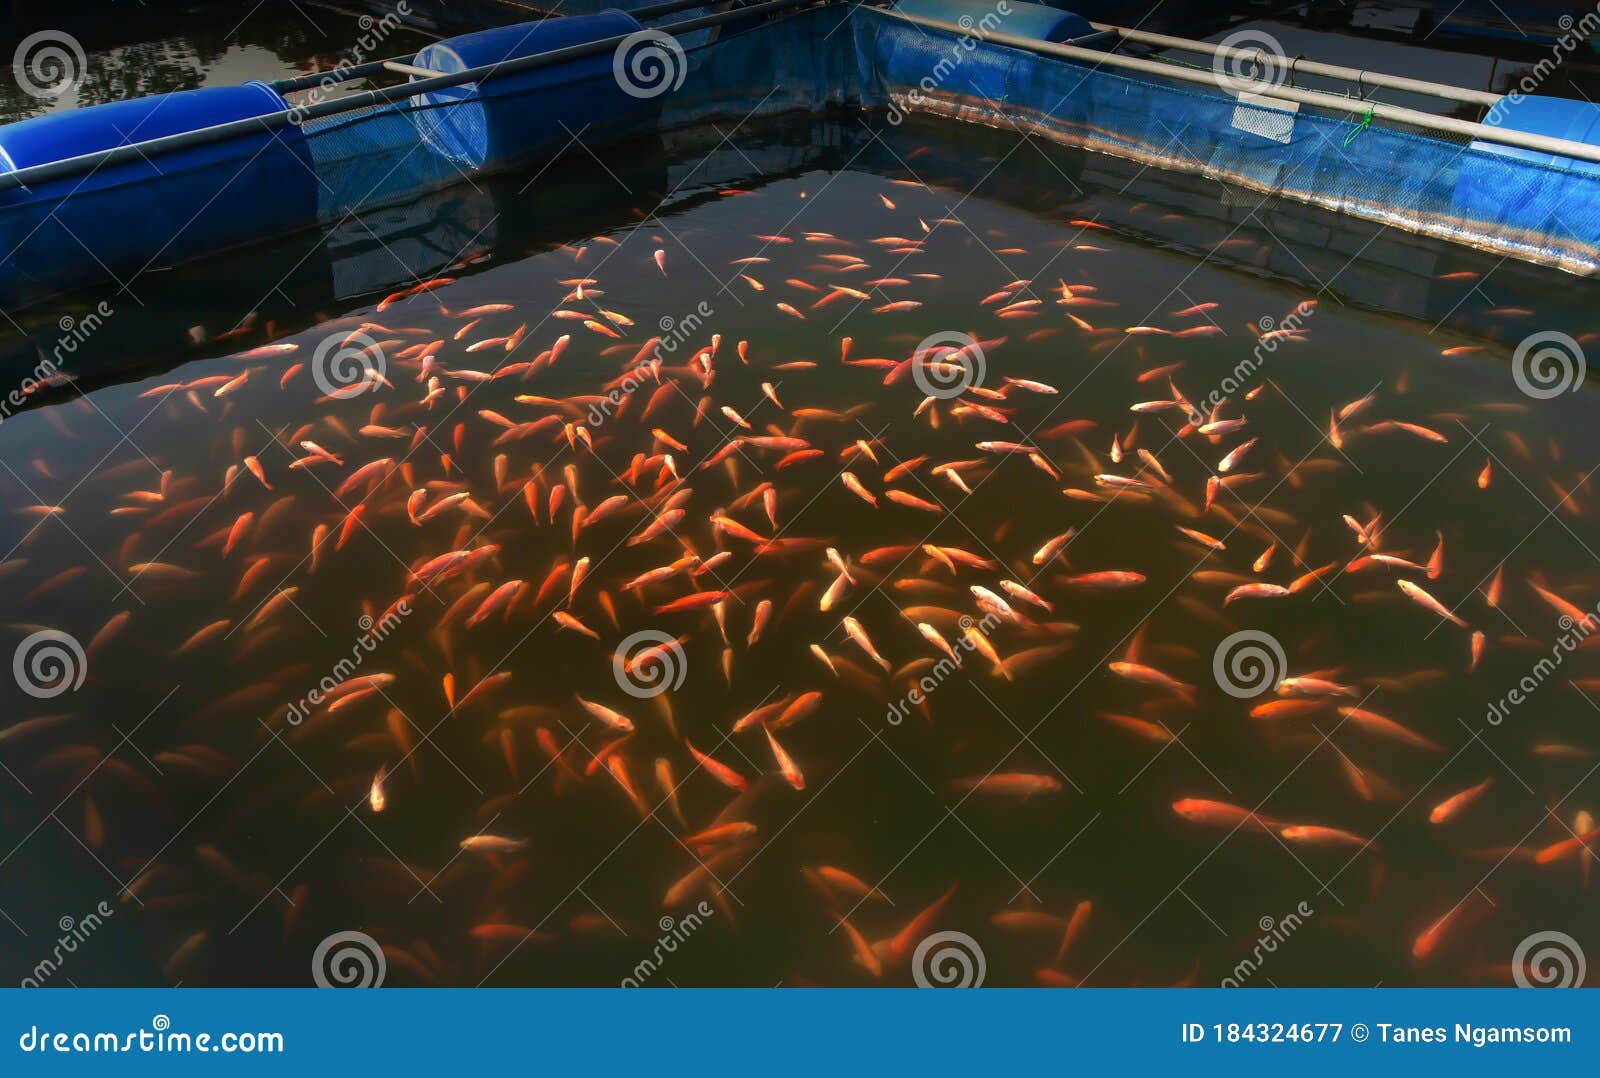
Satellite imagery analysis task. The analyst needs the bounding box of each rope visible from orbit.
[1343,103,1374,147]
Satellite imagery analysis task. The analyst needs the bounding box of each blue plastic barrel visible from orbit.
[892,0,1094,43]
[0,83,314,306]
[409,11,658,169]
[1452,94,1600,243]
[874,1,1095,123]
[1465,94,1600,175]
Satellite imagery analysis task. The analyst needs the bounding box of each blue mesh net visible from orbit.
[849,7,1600,274]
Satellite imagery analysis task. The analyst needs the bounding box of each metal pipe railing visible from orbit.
[266,0,745,94]
[381,60,441,79]
[271,56,414,94]
[0,0,826,194]
[883,9,1600,165]
[1091,22,1502,108]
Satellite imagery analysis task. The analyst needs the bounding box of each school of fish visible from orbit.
[2,162,1596,988]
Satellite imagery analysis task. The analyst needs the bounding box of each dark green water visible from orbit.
[0,112,1596,988]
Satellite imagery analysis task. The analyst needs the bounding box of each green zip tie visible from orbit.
[1344,104,1374,147]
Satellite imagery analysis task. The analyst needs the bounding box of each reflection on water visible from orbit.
[0,113,1596,989]
[0,3,434,125]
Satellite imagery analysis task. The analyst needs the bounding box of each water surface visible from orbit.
[0,3,433,125]
[1,113,1596,989]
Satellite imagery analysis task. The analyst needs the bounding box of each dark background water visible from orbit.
[0,1,434,126]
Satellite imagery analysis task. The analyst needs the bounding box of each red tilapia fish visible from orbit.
[1,150,1591,993]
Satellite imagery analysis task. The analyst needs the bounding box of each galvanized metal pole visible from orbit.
[884,9,1600,165]
[1090,23,1503,109]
